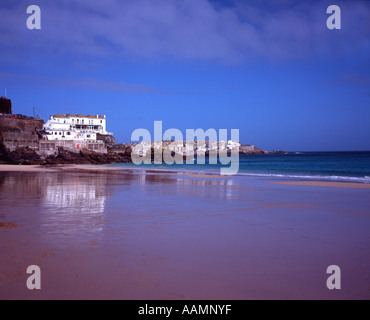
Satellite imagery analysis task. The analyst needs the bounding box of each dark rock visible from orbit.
[0,144,133,166]
[97,133,116,148]
[239,146,278,155]
[6,147,42,165]
[42,147,132,165]
[0,222,19,229]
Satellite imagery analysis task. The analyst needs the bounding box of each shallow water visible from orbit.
[111,151,370,183]
[0,170,369,299]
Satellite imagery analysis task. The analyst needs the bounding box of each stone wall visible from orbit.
[0,115,43,151]
[38,139,107,156]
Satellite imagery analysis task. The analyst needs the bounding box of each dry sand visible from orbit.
[0,164,58,172]
[0,164,123,172]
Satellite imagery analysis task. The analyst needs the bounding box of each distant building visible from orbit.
[227,140,241,150]
[43,114,112,141]
[0,97,12,114]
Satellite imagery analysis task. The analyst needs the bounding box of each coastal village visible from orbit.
[0,96,273,165]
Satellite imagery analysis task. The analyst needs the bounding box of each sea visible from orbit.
[109,151,370,184]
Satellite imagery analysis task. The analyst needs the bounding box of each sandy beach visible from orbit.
[0,164,59,172]
[0,165,369,300]
[0,164,126,172]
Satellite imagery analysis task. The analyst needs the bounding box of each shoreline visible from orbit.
[0,164,229,178]
[271,181,370,189]
[0,164,369,187]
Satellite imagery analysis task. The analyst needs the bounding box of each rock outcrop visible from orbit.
[0,146,132,165]
[43,148,132,165]
[97,133,116,149]
[239,145,285,155]
[0,143,286,166]
[7,147,43,164]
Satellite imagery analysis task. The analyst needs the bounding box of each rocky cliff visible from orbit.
[0,115,43,151]
[0,146,132,165]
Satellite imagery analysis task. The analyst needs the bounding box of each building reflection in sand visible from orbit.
[0,172,113,241]
[0,170,239,242]
[41,172,111,235]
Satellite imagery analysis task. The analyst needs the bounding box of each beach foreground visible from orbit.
[0,165,369,300]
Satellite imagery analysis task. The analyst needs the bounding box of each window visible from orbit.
[87,135,91,138]
[54,132,57,135]
[67,132,71,136]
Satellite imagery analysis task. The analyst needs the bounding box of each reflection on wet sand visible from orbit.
[0,172,113,240]
[0,171,238,238]
[134,171,237,201]
[0,172,44,199]
[41,173,112,236]
[0,169,370,300]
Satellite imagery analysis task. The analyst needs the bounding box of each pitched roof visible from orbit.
[53,114,105,119]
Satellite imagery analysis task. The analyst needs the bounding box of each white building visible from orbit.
[227,140,241,150]
[43,114,112,141]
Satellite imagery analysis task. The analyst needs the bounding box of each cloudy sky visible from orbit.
[0,0,369,150]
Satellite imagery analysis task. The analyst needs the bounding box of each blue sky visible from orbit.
[0,0,369,151]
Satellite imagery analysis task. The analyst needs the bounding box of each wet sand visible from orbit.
[0,164,230,178]
[184,173,227,178]
[271,181,370,189]
[0,168,369,300]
